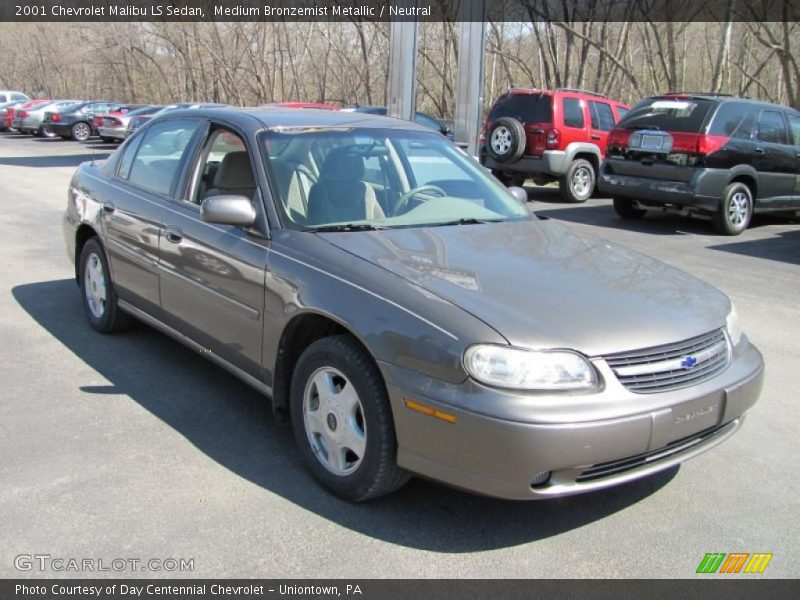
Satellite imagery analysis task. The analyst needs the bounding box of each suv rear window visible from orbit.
[617,98,715,133]
[489,93,552,123]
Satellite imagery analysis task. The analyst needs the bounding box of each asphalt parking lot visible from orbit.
[0,132,798,579]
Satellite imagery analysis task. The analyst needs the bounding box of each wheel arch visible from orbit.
[271,310,373,422]
[728,173,758,204]
[74,223,100,283]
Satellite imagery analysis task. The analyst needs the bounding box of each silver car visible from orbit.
[62,107,764,502]
[97,105,162,142]
[13,100,81,136]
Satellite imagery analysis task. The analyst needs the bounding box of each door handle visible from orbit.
[102,202,115,214]
[755,147,766,154]
[591,134,602,140]
[164,227,183,244]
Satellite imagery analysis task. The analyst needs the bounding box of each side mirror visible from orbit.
[201,195,256,227]
[507,186,528,205]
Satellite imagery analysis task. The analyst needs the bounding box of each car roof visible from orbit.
[650,94,794,111]
[160,106,434,132]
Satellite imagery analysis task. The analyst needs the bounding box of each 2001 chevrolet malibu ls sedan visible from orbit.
[63,107,764,501]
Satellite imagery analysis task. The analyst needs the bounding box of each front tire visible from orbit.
[559,159,595,203]
[72,122,91,142]
[79,237,132,333]
[713,182,753,236]
[290,335,410,501]
[613,197,647,219]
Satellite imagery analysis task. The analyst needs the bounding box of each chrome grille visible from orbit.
[605,329,729,393]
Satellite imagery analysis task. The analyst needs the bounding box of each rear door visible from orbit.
[752,109,795,208]
[103,118,203,315]
[784,112,800,207]
[560,95,589,150]
[589,100,617,155]
[158,123,269,378]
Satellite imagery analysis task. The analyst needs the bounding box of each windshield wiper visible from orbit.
[305,223,386,233]
[429,218,501,227]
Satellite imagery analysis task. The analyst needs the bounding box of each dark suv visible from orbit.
[599,94,800,235]
[480,88,629,202]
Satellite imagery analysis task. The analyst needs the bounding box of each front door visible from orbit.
[158,125,268,378]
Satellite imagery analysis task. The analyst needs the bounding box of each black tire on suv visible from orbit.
[713,182,754,236]
[559,159,596,203]
[486,117,526,163]
[613,198,647,219]
[491,170,526,188]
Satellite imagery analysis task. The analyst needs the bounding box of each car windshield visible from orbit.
[261,128,530,231]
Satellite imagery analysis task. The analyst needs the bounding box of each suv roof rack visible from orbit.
[664,92,751,99]
[556,88,608,99]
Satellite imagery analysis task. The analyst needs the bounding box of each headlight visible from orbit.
[463,345,597,390]
[726,304,743,347]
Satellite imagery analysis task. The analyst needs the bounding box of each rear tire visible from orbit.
[290,335,410,502]
[713,182,753,236]
[559,159,595,203]
[613,198,647,219]
[71,122,91,142]
[79,237,132,333]
[491,170,526,187]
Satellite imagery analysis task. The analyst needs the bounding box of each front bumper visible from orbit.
[481,148,569,177]
[382,340,763,500]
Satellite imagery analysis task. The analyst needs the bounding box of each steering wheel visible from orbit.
[395,184,447,215]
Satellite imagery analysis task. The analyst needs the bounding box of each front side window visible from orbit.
[126,119,201,196]
[756,110,788,145]
[562,98,585,128]
[262,128,530,231]
[190,128,256,206]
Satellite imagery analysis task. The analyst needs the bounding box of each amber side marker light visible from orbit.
[404,398,457,423]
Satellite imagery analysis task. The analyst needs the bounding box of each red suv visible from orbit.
[480,88,629,202]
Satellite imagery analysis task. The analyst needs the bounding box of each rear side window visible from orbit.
[562,98,585,128]
[709,102,755,139]
[756,110,788,145]
[117,134,144,180]
[617,98,715,133]
[590,101,615,131]
[126,119,201,196]
[488,94,552,123]
[0,95,7,103]
[787,114,800,146]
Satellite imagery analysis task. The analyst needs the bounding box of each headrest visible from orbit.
[320,148,364,182]
[214,151,255,190]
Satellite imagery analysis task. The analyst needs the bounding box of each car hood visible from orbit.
[320,219,730,356]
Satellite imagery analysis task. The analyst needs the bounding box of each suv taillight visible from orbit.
[670,133,729,156]
[607,128,631,150]
[545,128,560,150]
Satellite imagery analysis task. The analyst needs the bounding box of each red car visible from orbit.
[3,98,50,131]
[480,88,629,202]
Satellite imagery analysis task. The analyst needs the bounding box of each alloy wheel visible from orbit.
[490,126,513,155]
[728,191,750,229]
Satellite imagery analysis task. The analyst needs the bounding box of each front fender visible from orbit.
[262,230,508,387]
